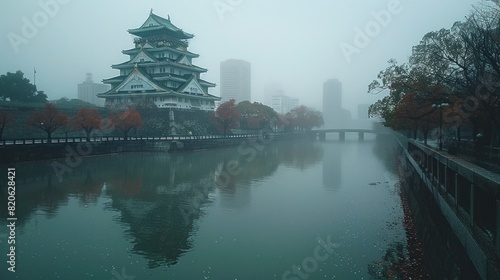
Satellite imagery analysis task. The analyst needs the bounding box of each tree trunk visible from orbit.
[47,130,52,142]
[85,129,91,142]
[423,129,428,145]
[124,127,133,141]
[223,122,228,136]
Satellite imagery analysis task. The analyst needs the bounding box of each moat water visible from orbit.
[1,135,430,279]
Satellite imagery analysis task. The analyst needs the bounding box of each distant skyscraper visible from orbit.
[323,79,342,112]
[323,79,342,126]
[78,73,110,107]
[271,91,299,114]
[357,104,370,119]
[220,59,251,104]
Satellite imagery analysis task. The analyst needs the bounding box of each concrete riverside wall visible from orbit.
[396,133,500,280]
[0,140,158,163]
[0,132,314,163]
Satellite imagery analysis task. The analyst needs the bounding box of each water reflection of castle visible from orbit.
[7,140,324,268]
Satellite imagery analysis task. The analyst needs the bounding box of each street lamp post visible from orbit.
[432,102,449,150]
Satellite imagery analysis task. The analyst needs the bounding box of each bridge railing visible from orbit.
[0,133,283,146]
[1,130,386,145]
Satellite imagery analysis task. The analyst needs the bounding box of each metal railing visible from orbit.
[0,133,275,146]
[445,139,500,161]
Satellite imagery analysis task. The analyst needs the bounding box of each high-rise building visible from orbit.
[357,104,370,119]
[323,79,352,128]
[323,79,342,110]
[78,73,110,107]
[98,11,219,110]
[271,91,298,114]
[323,79,342,125]
[220,59,251,104]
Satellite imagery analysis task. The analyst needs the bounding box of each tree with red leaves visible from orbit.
[110,108,143,140]
[26,103,68,141]
[288,105,324,131]
[212,99,240,135]
[71,108,102,141]
[393,92,441,144]
[236,101,278,131]
[0,110,15,140]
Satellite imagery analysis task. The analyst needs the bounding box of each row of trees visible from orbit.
[0,69,324,139]
[369,1,500,145]
[283,105,324,132]
[212,99,324,135]
[1,99,324,141]
[1,103,144,141]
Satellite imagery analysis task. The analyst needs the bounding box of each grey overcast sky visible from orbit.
[0,0,483,115]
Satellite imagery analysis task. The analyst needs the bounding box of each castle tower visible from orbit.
[98,10,220,110]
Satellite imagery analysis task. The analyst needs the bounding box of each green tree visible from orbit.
[54,97,96,108]
[0,71,47,103]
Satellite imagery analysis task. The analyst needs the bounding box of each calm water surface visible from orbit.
[1,136,410,279]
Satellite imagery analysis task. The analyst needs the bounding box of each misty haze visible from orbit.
[1,1,499,279]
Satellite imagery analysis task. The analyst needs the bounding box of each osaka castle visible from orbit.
[98,10,219,110]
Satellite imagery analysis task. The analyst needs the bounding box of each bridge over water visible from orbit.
[312,128,390,141]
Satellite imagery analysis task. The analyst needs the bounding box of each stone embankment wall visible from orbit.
[396,134,500,280]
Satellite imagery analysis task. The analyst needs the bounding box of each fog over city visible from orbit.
[1,0,481,115]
